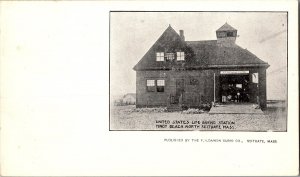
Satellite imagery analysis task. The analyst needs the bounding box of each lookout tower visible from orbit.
[216,22,237,47]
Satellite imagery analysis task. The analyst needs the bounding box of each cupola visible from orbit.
[216,23,237,47]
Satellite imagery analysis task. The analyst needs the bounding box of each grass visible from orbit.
[110,102,287,131]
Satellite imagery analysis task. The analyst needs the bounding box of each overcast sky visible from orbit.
[110,12,287,100]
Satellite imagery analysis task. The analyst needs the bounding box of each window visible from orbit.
[227,32,234,37]
[157,80,165,92]
[176,52,185,61]
[146,80,155,92]
[156,52,164,61]
[189,77,198,85]
[236,84,242,88]
[217,32,227,38]
[166,53,175,61]
[146,79,165,92]
[252,73,259,83]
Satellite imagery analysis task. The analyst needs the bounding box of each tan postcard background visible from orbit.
[0,0,298,176]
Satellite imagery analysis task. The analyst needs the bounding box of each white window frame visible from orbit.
[146,80,155,86]
[156,79,165,92]
[157,80,165,86]
[156,52,164,61]
[146,79,155,92]
[176,52,185,61]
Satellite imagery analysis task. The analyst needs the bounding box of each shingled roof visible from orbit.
[133,24,269,71]
[186,40,269,68]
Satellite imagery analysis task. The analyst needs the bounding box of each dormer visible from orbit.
[216,23,237,47]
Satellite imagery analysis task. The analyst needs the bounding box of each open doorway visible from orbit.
[220,74,250,103]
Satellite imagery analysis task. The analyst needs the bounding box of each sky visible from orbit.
[110,12,287,100]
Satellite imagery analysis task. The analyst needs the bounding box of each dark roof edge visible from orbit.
[186,40,217,42]
[206,64,270,68]
[134,63,270,71]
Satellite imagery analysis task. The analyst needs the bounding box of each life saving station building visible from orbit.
[133,23,269,109]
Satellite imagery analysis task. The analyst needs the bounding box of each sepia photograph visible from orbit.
[0,1,298,176]
[110,12,287,131]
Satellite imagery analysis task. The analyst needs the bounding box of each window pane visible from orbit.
[156,52,164,61]
[252,73,259,83]
[147,80,155,86]
[157,86,164,92]
[157,80,165,92]
[236,84,242,88]
[147,86,155,92]
[227,32,234,37]
[177,52,184,60]
[157,80,165,86]
[147,80,155,92]
[218,32,226,37]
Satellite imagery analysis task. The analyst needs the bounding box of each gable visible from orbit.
[133,25,196,71]
[133,25,269,71]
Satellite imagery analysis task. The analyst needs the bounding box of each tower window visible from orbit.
[227,32,234,37]
[217,32,226,38]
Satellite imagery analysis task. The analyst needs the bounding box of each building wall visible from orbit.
[136,67,267,108]
[136,70,211,107]
[258,68,267,109]
[136,71,169,107]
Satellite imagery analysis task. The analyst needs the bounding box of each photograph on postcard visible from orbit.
[109,12,287,131]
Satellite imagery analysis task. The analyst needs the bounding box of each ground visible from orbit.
[110,101,287,131]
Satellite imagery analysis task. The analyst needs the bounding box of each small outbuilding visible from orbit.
[122,93,136,105]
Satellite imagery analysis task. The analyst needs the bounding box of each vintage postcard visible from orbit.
[0,1,298,176]
[110,12,288,131]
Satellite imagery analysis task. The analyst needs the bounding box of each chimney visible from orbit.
[179,30,185,41]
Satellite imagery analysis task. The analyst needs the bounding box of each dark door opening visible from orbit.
[170,79,184,104]
[176,79,184,96]
[220,74,250,103]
